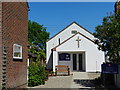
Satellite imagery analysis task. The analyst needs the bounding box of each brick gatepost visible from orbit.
[0,2,2,89]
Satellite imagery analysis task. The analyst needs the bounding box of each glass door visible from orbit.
[73,54,77,70]
[79,54,82,70]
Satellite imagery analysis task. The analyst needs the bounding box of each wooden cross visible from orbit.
[76,37,81,48]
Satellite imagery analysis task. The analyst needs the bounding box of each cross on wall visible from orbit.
[76,37,81,48]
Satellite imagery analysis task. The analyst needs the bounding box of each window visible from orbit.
[59,53,71,61]
[13,44,22,59]
[71,30,77,34]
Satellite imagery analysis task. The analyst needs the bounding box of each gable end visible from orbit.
[52,32,95,51]
[47,21,93,42]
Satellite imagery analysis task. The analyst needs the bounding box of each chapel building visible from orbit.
[46,22,105,72]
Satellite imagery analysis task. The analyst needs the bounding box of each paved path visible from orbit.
[71,72,90,88]
[32,72,100,88]
[34,76,72,88]
[70,72,100,88]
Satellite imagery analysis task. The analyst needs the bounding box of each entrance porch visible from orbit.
[53,51,86,72]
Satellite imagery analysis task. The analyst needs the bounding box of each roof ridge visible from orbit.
[47,21,93,42]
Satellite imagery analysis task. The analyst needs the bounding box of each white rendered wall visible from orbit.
[53,51,58,72]
[46,23,95,69]
[46,22,105,72]
[55,34,105,72]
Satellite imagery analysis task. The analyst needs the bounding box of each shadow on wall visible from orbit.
[46,52,53,70]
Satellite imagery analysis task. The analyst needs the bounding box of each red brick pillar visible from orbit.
[0,2,2,88]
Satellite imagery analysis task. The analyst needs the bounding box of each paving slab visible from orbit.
[30,72,100,88]
[71,72,91,88]
[33,76,72,88]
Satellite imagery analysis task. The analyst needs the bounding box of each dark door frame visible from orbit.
[72,53,83,71]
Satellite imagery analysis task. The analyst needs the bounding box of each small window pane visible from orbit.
[14,45,20,52]
[71,30,77,34]
[14,52,21,57]
[13,44,22,59]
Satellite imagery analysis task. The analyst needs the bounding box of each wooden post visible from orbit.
[68,67,70,76]
[55,68,57,76]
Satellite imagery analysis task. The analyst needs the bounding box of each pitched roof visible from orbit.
[47,21,93,42]
[52,32,94,51]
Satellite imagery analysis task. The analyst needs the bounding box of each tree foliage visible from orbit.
[28,20,49,61]
[93,10,120,63]
[28,21,49,86]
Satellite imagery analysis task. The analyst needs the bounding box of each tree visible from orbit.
[93,10,120,63]
[28,20,49,61]
[28,21,49,86]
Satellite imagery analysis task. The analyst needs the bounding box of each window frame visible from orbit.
[13,44,22,59]
[71,30,77,34]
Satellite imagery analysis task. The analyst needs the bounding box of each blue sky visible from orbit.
[28,2,115,37]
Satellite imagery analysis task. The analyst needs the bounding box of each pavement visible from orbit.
[70,72,100,88]
[31,72,100,88]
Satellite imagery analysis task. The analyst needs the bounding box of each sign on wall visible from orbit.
[102,63,118,74]
[59,53,70,61]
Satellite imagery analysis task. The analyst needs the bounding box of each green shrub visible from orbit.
[50,71,54,74]
[28,61,46,87]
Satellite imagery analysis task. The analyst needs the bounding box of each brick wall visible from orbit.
[0,2,2,88]
[2,2,28,88]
